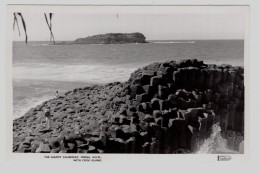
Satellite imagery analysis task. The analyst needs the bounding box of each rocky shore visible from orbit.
[13,59,244,153]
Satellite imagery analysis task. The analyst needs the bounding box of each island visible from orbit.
[58,32,148,45]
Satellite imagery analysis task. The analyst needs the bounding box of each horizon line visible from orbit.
[13,39,244,42]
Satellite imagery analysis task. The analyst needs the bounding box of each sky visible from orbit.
[13,12,245,41]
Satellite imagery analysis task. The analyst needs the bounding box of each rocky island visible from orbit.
[13,59,244,153]
[59,32,148,45]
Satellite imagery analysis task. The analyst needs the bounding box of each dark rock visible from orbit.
[142,142,151,153]
[158,85,169,99]
[74,32,147,44]
[136,93,149,103]
[151,98,160,110]
[129,85,145,98]
[48,138,60,149]
[168,118,187,151]
[119,108,127,116]
[143,114,155,123]
[142,85,156,99]
[150,76,162,86]
[141,74,152,85]
[153,110,162,118]
[89,138,104,150]
[131,117,140,124]
[159,100,170,111]
[13,59,244,154]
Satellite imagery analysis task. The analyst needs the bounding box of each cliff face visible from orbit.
[74,32,147,44]
[13,59,244,153]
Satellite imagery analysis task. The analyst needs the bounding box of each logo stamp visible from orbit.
[218,155,232,161]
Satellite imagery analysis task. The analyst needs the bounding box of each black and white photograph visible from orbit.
[8,5,248,155]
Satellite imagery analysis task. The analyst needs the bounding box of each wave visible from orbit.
[194,124,242,154]
[30,43,57,47]
[13,63,137,119]
[13,95,53,119]
[153,41,196,44]
[13,64,136,84]
[30,44,49,47]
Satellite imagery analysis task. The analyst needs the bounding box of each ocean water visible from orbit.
[13,40,244,119]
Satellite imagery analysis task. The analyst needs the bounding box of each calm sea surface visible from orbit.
[13,40,244,119]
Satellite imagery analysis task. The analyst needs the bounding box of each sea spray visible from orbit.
[13,95,53,119]
[194,123,242,154]
[221,130,244,152]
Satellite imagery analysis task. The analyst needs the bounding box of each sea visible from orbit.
[13,40,244,120]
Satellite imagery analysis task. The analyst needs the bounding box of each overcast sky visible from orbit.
[13,12,245,41]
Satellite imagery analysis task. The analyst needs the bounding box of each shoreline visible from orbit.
[13,59,244,153]
[14,61,244,120]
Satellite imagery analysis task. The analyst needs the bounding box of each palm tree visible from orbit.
[13,13,55,44]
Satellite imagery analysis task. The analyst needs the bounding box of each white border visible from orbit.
[0,1,259,174]
[5,4,250,160]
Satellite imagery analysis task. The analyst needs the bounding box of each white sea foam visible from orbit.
[195,124,240,154]
[13,95,53,119]
[13,64,136,84]
[13,63,137,119]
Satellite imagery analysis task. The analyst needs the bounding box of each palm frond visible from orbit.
[13,13,21,36]
[49,13,53,42]
[17,13,28,44]
[13,12,56,44]
[44,13,55,44]
[49,13,53,29]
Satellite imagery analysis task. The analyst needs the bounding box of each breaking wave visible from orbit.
[13,95,53,119]
[194,124,243,154]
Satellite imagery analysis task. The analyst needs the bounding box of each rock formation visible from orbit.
[73,32,147,44]
[13,59,244,153]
